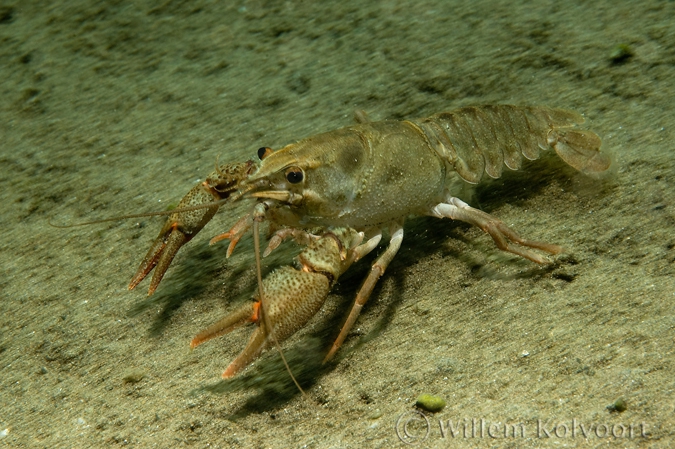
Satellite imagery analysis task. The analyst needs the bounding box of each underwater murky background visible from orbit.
[1,1,673,447]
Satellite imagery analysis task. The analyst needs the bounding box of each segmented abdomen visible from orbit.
[411,105,609,184]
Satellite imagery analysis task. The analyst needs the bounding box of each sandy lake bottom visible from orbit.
[1,1,674,447]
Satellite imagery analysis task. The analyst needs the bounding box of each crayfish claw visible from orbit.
[189,300,265,378]
[129,161,256,295]
[209,212,253,258]
[193,266,332,377]
[193,229,364,378]
[148,225,189,295]
[128,222,188,295]
[129,184,224,295]
[190,301,257,349]
[128,230,169,292]
[128,217,200,295]
[221,325,268,378]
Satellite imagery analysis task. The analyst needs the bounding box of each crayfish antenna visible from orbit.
[48,198,235,229]
[252,206,309,401]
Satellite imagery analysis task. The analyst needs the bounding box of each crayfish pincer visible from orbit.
[127,105,610,378]
[190,227,373,378]
[127,160,256,295]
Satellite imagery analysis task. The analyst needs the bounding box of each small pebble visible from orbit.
[415,394,446,413]
[609,44,633,63]
[122,370,145,384]
[607,398,627,413]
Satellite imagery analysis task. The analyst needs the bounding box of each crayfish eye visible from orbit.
[285,167,304,184]
[257,147,273,160]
